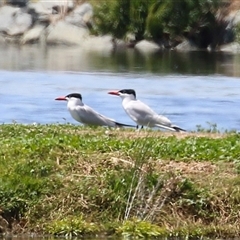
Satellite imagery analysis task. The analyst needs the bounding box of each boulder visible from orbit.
[38,0,74,13]
[0,5,32,36]
[65,2,93,28]
[134,40,161,54]
[46,21,88,46]
[220,42,240,53]
[0,5,19,32]
[21,24,46,44]
[28,0,75,23]
[82,35,114,54]
[28,2,52,19]
[7,11,32,35]
[175,40,198,51]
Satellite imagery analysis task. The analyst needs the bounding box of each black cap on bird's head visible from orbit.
[55,93,82,101]
[119,89,136,98]
[108,89,136,98]
[66,93,82,100]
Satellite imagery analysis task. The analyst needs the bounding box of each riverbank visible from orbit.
[0,124,240,238]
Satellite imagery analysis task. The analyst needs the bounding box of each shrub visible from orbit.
[93,0,223,48]
[146,0,221,47]
[93,0,151,40]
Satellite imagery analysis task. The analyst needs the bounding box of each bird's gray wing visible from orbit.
[124,100,184,131]
[124,100,161,126]
[76,105,116,127]
[75,105,135,127]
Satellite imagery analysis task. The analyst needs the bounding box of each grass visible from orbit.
[0,123,240,238]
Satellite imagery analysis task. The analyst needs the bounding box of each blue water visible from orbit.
[1,69,240,132]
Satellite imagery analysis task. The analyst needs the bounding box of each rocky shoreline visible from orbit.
[1,0,240,54]
[0,0,120,55]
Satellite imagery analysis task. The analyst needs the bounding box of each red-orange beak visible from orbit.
[55,96,67,101]
[108,91,120,96]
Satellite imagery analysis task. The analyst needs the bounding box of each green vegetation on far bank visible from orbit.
[0,124,240,238]
[92,0,238,49]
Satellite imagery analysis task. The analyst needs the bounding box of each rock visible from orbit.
[134,40,161,54]
[220,42,240,53]
[28,2,52,17]
[175,40,198,51]
[0,5,19,32]
[21,24,46,44]
[38,0,74,13]
[46,21,88,46]
[28,2,51,24]
[82,35,114,54]
[28,0,75,23]
[65,2,93,28]
[7,11,32,35]
[0,6,32,36]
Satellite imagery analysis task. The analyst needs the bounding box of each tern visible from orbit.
[55,93,135,128]
[108,89,186,132]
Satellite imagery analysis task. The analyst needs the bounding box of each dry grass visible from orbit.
[61,127,231,139]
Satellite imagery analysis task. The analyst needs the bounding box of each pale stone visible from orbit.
[175,40,198,51]
[135,40,161,54]
[220,42,240,53]
[82,35,114,54]
[0,5,20,31]
[7,11,32,35]
[21,24,46,44]
[46,21,88,46]
[28,0,75,23]
[65,2,93,28]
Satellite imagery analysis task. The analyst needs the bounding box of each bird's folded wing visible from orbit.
[76,105,116,127]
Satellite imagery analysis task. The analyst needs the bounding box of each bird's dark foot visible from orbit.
[136,125,144,130]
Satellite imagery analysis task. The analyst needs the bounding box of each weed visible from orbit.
[46,215,99,238]
[117,218,166,238]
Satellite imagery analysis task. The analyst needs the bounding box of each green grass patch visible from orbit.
[0,124,240,238]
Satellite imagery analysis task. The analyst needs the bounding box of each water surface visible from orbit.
[1,45,240,132]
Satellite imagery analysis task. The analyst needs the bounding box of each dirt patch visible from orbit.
[156,160,216,175]
[107,156,237,185]
[105,130,230,140]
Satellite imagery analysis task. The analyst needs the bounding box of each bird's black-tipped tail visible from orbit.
[172,125,187,132]
[115,122,136,128]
